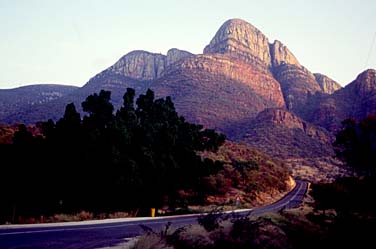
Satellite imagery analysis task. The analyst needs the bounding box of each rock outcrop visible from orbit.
[272,64,322,113]
[314,73,342,94]
[166,48,193,66]
[254,108,331,143]
[351,69,376,95]
[203,19,272,67]
[109,50,166,81]
[107,49,193,81]
[270,40,301,68]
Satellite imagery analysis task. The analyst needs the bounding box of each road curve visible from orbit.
[0,180,307,249]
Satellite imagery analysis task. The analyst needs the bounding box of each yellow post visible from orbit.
[150,208,156,217]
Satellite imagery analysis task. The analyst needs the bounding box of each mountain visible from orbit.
[308,69,376,131]
[201,18,327,116]
[1,20,289,132]
[0,84,78,123]
[0,18,328,128]
[0,18,373,174]
[203,19,273,67]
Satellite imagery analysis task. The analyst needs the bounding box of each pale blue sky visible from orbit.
[0,0,375,88]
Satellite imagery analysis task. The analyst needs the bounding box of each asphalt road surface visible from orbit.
[0,180,307,249]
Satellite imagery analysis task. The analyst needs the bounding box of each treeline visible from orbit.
[0,88,225,223]
[333,115,376,176]
[312,115,376,216]
[309,115,376,248]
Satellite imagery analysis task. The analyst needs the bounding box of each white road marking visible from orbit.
[0,218,197,236]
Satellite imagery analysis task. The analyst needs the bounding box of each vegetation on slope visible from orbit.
[129,115,376,249]
[0,124,16,144]
[198,141,292,208]
[131,175,376,249]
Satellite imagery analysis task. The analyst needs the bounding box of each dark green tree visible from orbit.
[333,115,376,175]
[82,90,114,129]
[12,124,33,145]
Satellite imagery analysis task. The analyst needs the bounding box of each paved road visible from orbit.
[0,180,307,249]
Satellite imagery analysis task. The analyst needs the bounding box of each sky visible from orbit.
[0,0,375,89]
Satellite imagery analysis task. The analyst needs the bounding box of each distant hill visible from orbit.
[0,84,78,123]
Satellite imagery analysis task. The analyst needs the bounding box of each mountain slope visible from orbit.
[0,84,78,123]
[237,108,334,159]
[151,54,285,135]
[309,69,376,131]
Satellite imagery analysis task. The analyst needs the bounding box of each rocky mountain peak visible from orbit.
[106,49,193,81]
[314,73,342,94]
[166,48,193,66]
[109,50,166,81]
[270,40,301,68]
[203,18,272,66]
[353,69,376,95]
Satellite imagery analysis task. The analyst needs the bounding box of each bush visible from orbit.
[197,208,225,232]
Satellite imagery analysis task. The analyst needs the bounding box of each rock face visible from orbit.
[238,108,334,158]
[203,19,272,67]
[314,73,342,94]
[201,18,324,115]
[352,69,376,95]
[109,50,166,81]
[166,48,193,66]
[270,40,301,67]
[203,20,302,69]
[152,54,285,135]
[272,64,322,114]
[254,108,331,143]
[309,69,376,131]
[202,18,323,116]
[162,54,285,107]
[108,49,193,81]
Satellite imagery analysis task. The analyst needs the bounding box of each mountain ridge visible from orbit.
[308,69,376,131]
[0,18,375,171]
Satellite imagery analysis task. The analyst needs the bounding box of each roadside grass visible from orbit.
[15,211,131,224]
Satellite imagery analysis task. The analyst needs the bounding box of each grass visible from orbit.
[15,211,131,224]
